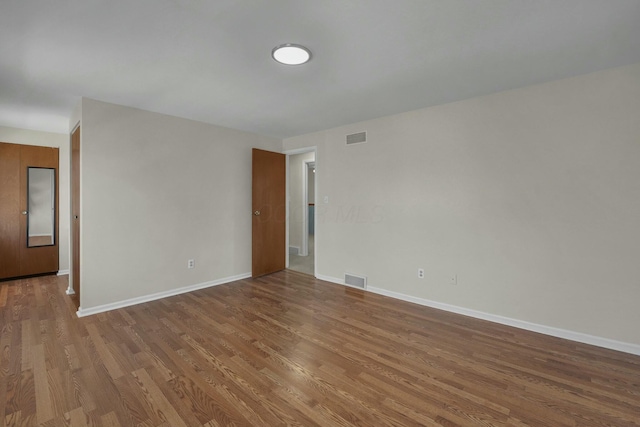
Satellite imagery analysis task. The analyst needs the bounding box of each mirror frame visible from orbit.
[26,166,56,248]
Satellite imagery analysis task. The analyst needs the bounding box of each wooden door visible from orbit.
[19,145,59,276]
[252,148,286,277]
[0,143,21,278]
[71,127,81,305]
[0,142,59,279]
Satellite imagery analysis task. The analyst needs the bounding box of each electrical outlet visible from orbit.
[187,259,195,269]
[418,268,424,279]
[450,274,457,285]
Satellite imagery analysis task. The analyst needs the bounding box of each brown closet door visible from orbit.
[0,142,59,279]
[252,148,286,277]
[0,143,21,278]
[19,145,59,276]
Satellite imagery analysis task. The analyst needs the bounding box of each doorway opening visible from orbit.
[286,148,316,276]
[67,124,80,310]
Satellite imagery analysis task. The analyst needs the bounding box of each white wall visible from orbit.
[0,126,70,272]
[288,151,315,253]
[283,62,640,348]
[79,98,280,311]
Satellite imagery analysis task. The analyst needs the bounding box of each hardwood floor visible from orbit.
[1,271,639,426]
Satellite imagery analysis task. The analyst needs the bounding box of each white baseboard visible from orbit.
[57,270,70,276]
[316,274,343,286]
[316,274,640,356]
[289,246,300,255]
[76,272,251,318]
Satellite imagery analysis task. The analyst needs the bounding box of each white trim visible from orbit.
[76,272,251,318]
[316,274,343,285]
[313,157,317,277]
[301,160,316,258]
[57,269,70,276]
[65,287,75,295]
[283,146,318,156]
[315,274,640,356]
[284,155,290,269]
[300,161,309,256]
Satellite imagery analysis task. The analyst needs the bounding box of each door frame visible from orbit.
[300,160,315,256]
[66,123,80,308]
[284,146,317,276]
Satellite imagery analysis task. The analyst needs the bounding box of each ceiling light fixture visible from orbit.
[272,44,311,65]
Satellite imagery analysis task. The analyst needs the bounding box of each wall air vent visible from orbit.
[346,131,367,145]
[344,273,367,289]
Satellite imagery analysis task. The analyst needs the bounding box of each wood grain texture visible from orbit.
[71,126,80,307]
[0,142,21,279]
[252,148,286,278]
[0,271,639,426]
[0,142,59,279]
[19,144,59,277]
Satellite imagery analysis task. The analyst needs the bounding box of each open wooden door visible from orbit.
[252,148,286,277]
[70,126,80,308]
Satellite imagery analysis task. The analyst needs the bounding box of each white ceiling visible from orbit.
[2,0,640,139]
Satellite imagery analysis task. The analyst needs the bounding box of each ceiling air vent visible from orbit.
[346,131,367,145]
[345,273,367,289]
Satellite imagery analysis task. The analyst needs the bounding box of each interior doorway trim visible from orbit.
[66,122,80,305]
[300,160,315,257]
[283,146,317,276]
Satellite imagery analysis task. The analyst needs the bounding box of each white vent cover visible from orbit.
[345,273,367,289]
[346,131,367,145]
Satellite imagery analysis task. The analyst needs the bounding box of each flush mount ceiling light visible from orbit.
[272,44,311,65]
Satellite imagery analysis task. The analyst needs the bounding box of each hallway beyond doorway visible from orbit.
[289,235,314,276]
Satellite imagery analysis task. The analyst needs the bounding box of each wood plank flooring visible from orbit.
[1,271,639,426]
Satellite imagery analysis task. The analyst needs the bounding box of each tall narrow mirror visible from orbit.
[27,167,56,247]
